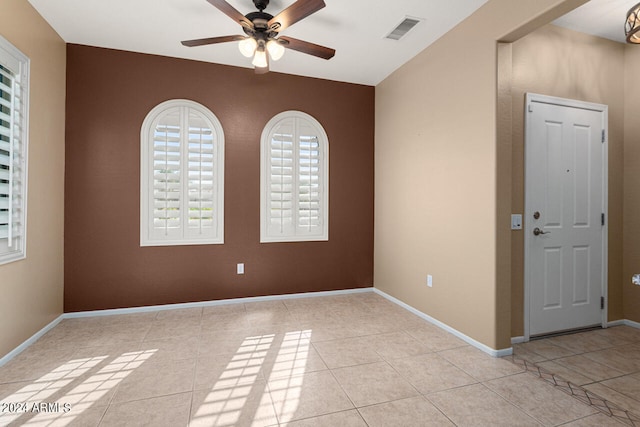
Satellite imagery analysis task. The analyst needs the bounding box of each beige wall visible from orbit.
[508,25,626,337]
[0,1,65,359]
[375,0,586,351]
[623,46,640,323]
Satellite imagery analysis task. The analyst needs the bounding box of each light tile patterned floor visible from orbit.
[513,326,640,426]
[0,292,637,426]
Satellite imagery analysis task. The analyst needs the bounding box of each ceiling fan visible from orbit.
[181,0,336,74]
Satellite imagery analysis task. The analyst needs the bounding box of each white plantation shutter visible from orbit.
[268,121,295,236]
[186,110,217,236]
[0,36,29,265]
[0,67,12,240]
[152,109,181,236]
[298,122,322,232]
[261,111,328,242]
[141,100,224,246]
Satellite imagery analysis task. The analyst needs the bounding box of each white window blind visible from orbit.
[141,100,224,246]
[261,111,328,243]
[0,36,29,265]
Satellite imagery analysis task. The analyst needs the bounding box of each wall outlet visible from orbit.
[427,274,433,287]
[237,263,244,275]
[633,274,640,286]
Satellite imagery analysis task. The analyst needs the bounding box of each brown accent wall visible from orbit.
[508,25,626,337]
[64,44,374,312]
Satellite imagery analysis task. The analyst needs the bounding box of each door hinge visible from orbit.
[601,213,605,226]
[528,103,533,113]
[602,129,606,143]
[601,296,605,310]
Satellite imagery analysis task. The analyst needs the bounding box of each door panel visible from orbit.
[526,95,606,337]
[573,246,589,305]
[545,122,563,227]
[574,126,591,226]
[543,247,562,309]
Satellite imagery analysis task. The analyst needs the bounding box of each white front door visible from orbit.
[525,94,607,338]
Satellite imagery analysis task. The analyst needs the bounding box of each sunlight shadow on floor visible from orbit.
[0,350,156,426]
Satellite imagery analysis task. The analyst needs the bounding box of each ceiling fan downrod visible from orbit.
[253,0,269,12]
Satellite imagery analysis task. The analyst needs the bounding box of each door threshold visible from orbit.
[530,325,602,341]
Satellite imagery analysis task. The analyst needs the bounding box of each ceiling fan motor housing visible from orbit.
[244,11,276,39]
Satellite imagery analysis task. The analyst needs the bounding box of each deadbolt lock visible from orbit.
[533,211,540,219]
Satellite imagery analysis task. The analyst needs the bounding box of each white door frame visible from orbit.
[523,93,608,341]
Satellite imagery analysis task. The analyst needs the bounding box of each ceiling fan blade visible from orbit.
[181,35,244,47]
[278,36,335,60]
[268,0,326,32]
[206,0,253,28]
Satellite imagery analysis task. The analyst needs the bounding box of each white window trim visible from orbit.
[140,99,224,246]
[0,36,29,266]
[260,110,329,243]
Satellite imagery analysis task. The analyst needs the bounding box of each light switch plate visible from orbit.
[237,263,244,275]
[511,214,523,230]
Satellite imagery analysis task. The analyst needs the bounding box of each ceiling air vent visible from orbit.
[385,17,422,40]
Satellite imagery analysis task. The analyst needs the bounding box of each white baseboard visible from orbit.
[511,336,525,344]
[0,288,374,366]
[16,287,638,367]
[611,319,640,329]
[63,287,374,319]
[373,288,513,357]
[607,319,626,328]
[0,315,64,367]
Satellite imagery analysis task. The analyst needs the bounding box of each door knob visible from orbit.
[533,227,550,236]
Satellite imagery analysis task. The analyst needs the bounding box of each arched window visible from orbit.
[261,111,328,242]
[140,99,224,246]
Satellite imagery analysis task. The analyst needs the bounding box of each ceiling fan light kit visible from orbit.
[238,37,258,57]
[267,40,285,61]
[181,0,335,73]
[626,2,640,44]
[252,44,268,68]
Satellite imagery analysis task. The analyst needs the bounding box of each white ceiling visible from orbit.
[27,0,489,86]
[553,0,638,44]
[26,0,639,86]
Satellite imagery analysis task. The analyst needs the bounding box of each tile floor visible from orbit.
[0,292,637,426]
[513,325,640,424]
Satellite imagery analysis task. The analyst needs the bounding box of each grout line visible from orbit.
[421,393,459,427]
[186,391,196,427]
[507,355,640,426]
[187,350,199,426]
[479,382,545,426]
